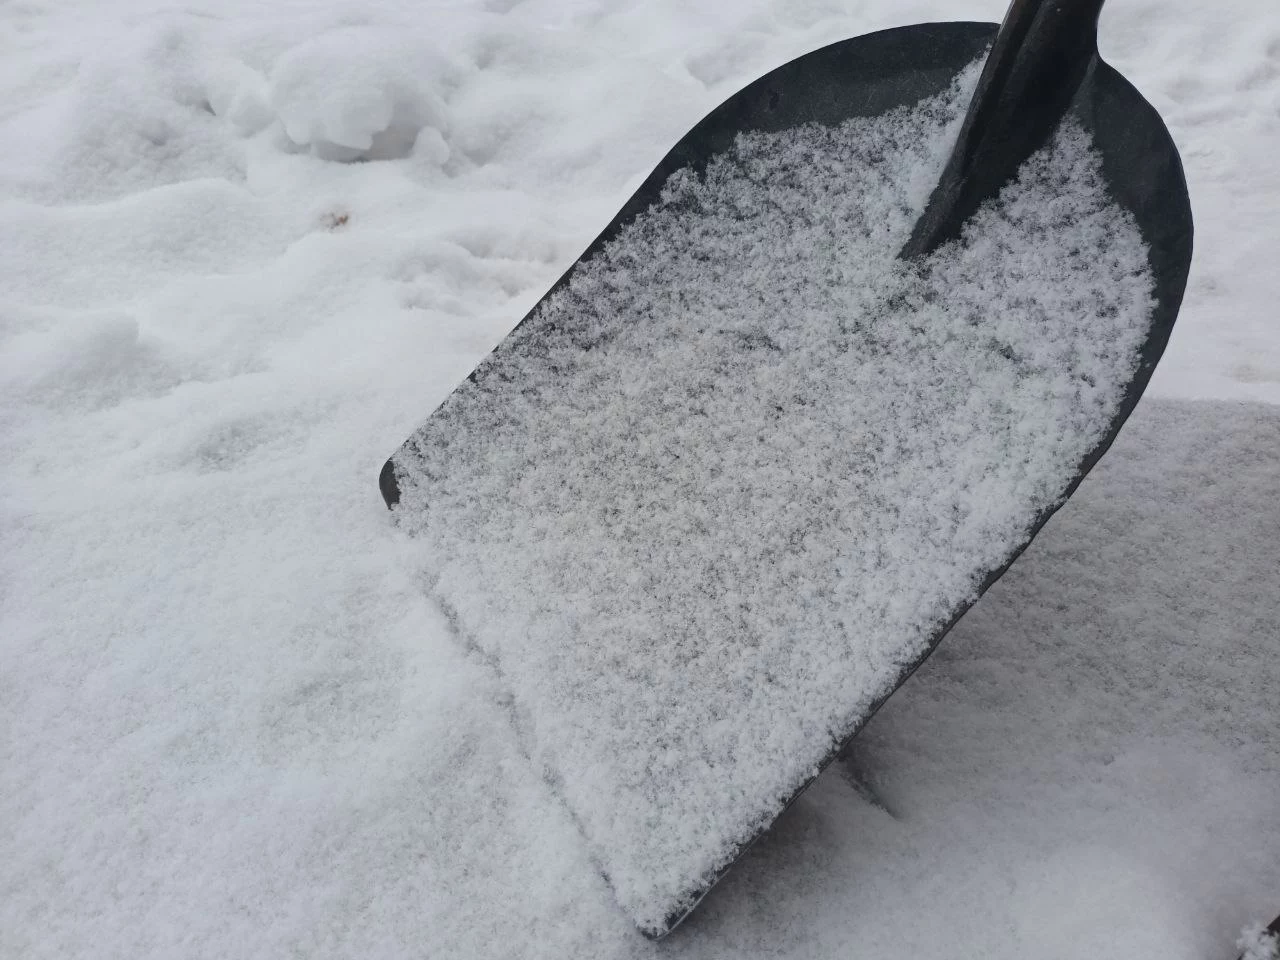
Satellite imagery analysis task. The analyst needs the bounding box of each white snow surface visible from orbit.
[2,1,1278,958]
[390,76,1156,930]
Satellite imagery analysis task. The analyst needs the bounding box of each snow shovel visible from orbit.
[379,0,1192,939]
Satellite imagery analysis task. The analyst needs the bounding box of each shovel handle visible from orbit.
[900,0,1105,259]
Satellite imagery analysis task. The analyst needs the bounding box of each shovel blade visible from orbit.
[380,21,1191,938]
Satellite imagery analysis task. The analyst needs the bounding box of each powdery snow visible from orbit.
[388,70,1155,930]
[1,1,1278,958]
[1240,925,1280,960]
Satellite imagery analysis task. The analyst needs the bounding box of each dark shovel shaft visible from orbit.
[901,0,1106,259]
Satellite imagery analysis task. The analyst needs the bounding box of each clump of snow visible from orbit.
[389,68,1155,932]
[1240,925,1280,960]
[206,59,276,137]
[267,27,453,163]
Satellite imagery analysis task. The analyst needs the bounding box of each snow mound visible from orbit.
[267,28,453,164]
[0,313,184,412]
[32,21,243,203]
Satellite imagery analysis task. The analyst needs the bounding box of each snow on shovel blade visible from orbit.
[379,0,1191,939]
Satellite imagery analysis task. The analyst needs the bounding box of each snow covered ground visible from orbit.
[1,1,1277,958]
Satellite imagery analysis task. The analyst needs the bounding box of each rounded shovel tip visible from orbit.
[379,459,401,509]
